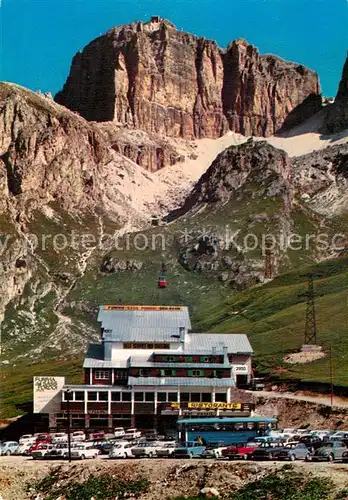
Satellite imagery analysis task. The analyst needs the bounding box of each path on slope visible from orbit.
[250,390,348,409]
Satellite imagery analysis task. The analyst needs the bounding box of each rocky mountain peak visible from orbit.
[55,18,322,139]
[323,54,348,134]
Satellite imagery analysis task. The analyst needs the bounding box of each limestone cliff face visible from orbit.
[0,83,112,217]
[55,19,322,139]
[56,20,229,139]
[222,39,322,136]
[323,55,348,134]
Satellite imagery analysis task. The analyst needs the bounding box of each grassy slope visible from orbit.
[1,191,347,417]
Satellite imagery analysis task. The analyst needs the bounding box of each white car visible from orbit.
[155,442,177,458]
[109,441,135,459]
[131,441,159,457]
[52,432,68,444]
[70,443,99,460]
[15,442,34,455]
[201,443,227,459]
[114,427,126,438]
[31,444,55,460]
[124,428,142,440]
[19,434,34,445]
[71,431,86,442]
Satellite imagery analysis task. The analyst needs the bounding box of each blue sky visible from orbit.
[1,0,347,96]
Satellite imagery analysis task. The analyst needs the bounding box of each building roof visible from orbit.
[98,305,191,342]
[178,417,277,424]
[186,334,253,354]
[127,376,236,387]
[83,344,129,369]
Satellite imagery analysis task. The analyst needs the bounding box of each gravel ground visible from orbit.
[0,456,348,500]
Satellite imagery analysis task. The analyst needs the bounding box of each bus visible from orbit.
[177,417,278,445]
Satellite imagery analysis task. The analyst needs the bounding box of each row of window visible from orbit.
[158,356,222,363]
[134,369,228,377]
[63,391,228,403]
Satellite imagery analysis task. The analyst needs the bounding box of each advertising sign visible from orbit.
[104,305,184,311]
[171,402,242,410]
[233,365,248,373]
[33,376,65,413]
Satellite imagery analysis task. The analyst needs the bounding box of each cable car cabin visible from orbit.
[158,275,167,288]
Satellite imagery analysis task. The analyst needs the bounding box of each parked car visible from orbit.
[114,427,126,439]
[71,431,86,442]
[70,443,100,460]
[173,442,206,459]
[46,442,77,459]
[222,442,260,460]
[299,435,323,454]
[28,440,52,455]
[124,428,142,440]
[96,440,117,455]
[275,442,311,461]
[310,441,347,462]
[341,449,348,463]
[19,434,34,445]
[0,441,19,456]
[31,444,55,460]
[201,441,227,459]
[88,432,105,441]
[15,442,33,455]
[250,442,283,460]
[131,441,159,458]
[155,442,177,458]
[52,433,68,444]
[109,441,135,459]
[35,433,51,443]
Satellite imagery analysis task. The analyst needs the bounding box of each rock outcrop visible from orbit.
[55,18,322,139]
[222,39,322,136]
[323,55,348,134]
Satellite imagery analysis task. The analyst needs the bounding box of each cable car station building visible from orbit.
[35,305,255,433]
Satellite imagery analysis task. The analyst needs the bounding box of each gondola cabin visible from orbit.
[158,275,167,288]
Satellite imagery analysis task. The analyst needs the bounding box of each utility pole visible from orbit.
[66,388,72,462]
[264,239,274,279]
[329,346,334,407]
[301,273,317,345]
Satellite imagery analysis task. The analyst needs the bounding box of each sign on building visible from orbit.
[233,365,249,373]
[171,402,242,410]
[33,376,65,413]
[103,305,184,311]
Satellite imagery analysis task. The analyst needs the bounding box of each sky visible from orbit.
[1,0,347,97]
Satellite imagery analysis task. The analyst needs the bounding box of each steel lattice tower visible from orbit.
[264,240,273,279]
[302,273,317,345]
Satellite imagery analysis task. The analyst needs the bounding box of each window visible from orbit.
[201,356,212,363]
[145,392,154,402]
[158,393,167,402]
[98,392,108,401]
[181,393,189,402]
[167,356,176,362]
[191,370,203,377]
[215,393,227,402]
[163,369,176,376]
[190,393,201,402]
[168,392,178,402]
[94,370,109,380]
[74,391,84,401]
[111,392,121,402]
[201,393,212,402]
[122,392,131,402]
[135,392,144,402]
[114,370,127,379]
[87,392,97,401]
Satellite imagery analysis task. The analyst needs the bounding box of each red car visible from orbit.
[222,442,260,460]
[29,439,52,454]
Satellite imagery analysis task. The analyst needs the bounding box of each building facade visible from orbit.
[35,305,255,433]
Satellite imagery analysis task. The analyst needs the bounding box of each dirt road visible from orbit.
[249,390,348,408]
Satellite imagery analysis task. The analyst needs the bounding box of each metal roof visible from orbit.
[98,306,191,333]
[83,344,129,368]
[127,377,236,387]
[186,334,253,354]
[103,327,185,343]
[178,417,277,424]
